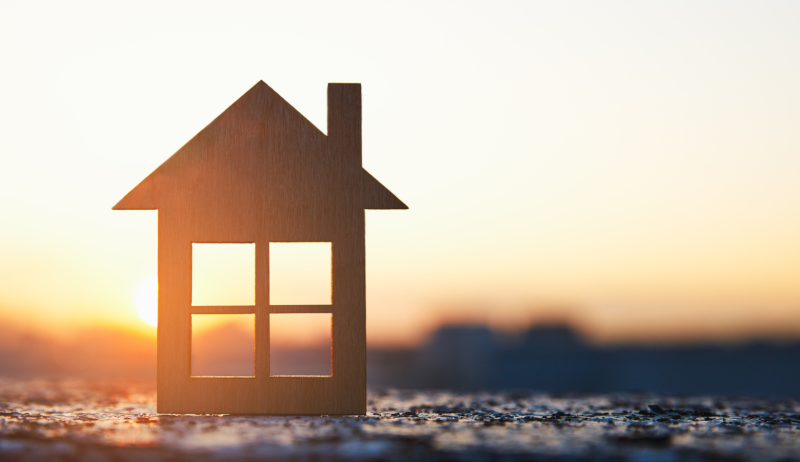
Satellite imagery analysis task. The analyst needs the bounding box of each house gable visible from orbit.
[113,81,406,212]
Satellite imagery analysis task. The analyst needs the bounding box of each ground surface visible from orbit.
[2,379,800,461]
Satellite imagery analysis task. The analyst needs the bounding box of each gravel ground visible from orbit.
[2,379,800,461]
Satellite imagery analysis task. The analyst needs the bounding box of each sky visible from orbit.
[0,1,798,346]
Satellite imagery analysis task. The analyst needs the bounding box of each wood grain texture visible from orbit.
[114,81,406,415]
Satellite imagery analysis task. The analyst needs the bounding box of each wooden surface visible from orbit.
[113,81,406,415]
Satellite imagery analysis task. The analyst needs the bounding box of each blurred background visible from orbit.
[0,1,798,396]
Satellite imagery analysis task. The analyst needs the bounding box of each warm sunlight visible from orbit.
[135,276,158,327]
[0,1,799,347]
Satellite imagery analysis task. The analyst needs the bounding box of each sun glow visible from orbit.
[135,276,158,327]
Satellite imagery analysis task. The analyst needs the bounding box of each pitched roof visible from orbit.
[113,81,406,211]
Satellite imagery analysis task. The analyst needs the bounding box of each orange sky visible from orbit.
[0,1,798,347]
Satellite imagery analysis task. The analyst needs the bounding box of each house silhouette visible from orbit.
[114,81,406,414]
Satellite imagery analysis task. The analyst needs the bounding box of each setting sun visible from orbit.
[135,276,158,327]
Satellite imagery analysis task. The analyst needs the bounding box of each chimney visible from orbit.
[327,83,362,172]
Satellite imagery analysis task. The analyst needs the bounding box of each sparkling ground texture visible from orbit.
[2,379,800,461]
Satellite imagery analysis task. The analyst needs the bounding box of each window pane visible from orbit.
[269,243,331,305]
[192,243,255,306]
[270,313,331,376]
[191,314,254,377]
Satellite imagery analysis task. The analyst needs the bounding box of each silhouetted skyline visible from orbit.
[2,320,799,398]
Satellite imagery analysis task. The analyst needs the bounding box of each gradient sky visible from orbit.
[0,1,798,346]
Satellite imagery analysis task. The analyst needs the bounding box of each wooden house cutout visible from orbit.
[114,81,406,415]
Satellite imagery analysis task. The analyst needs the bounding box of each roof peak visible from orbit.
[113,80,406,211]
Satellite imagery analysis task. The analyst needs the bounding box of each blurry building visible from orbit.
[368,323,800,398]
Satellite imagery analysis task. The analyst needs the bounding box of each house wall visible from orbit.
[156,200,366,415]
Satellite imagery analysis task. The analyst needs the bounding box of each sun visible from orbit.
[135,276,158,327]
